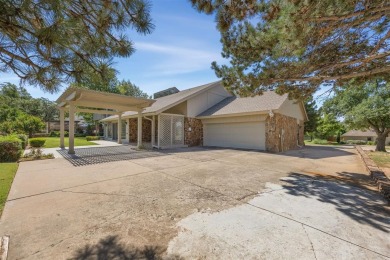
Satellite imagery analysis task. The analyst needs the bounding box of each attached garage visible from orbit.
[204,121,265,150]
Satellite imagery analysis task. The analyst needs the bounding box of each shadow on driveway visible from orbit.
[57,146,166,167]
[282,173,390,232]
[70,235,182,260]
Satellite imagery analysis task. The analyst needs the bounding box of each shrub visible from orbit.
[21,148,54,161]
[33,133,50,137]
[29,138,46,147]
[49,131,69,137]
[17,134,28,149]
[75,133,86,137]
[345,140,367,145]
[312,139,328,145]
[0,135,22,162]
[86,136,100,141]
[50,131,60,137]
[367,141,375,145]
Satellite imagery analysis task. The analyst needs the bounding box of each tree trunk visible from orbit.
[376,133,387,152]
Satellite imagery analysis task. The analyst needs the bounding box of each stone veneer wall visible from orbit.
[128,118,152,142]
[265,113,304,152]
[184,117,203,146]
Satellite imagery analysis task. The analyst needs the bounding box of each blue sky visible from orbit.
[1,1,224,100]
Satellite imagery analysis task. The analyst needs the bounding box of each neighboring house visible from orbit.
[342,130,390,143]
[47,115,85,132]
[101,81,307,152]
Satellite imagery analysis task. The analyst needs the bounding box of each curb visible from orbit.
[355,146,390,203]
[0,236,9,260]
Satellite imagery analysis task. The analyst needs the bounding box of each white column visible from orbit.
[117,113,122,144]
[59,108,65,149]
[125,119,130,142]
[137,110,142,148]
[151,115,155,147]
[68,103,75,154]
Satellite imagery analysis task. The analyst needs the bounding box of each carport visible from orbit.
[56,88,155,154]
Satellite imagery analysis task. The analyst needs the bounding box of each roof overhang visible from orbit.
[56,87,155,114]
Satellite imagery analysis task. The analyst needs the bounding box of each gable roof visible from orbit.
[342,130,377,137]
[101,81,222,121]
[197,92,289,118]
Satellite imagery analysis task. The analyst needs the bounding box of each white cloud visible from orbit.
[134,41,224,76]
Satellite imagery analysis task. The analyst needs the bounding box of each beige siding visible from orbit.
[187,84,231,117]
[201,114,267,124]
[278,99,305,121]
[163,101,187,115]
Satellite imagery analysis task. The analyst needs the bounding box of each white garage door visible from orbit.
[204,122,265,150]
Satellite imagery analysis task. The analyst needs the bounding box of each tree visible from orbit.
[0,0,154,93]
[323,79,390,151]
[14,113,45,138]
[190,0,390,98]
[316,112,345,141]
[304,97,319,141]
[116,80,148,98]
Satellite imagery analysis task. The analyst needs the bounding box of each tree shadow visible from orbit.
[70,235,183,260]
[280,145,356,159]
[281,173,390,232]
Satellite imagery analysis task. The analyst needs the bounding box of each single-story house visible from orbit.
[101,81,307,152]
[342,130,390,143]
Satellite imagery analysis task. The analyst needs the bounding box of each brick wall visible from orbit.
[265,113,304,152]
[128,118,152,142]
[184,117,203,146]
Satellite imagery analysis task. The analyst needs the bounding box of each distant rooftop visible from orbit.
[153,87,179,99]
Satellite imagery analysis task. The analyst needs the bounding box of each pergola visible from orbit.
[56,88,155,154]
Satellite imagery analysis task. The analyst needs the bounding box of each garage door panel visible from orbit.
[204,122,265,150]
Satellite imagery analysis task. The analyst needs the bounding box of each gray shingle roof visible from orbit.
[197,92,288,117]
[101,81,221,121]
[342,130,377,137]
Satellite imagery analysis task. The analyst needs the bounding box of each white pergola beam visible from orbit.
[137,111,142,148]
[75,108,119,115]
[68,104,75,154]
[68,100,139,112]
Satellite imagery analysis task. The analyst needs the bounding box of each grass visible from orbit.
[305,140,342,146]
[40,137,99,148]
[0,163,18,216]
[368,151,390,168]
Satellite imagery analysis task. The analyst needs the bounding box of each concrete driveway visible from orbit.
[0,145,389,259]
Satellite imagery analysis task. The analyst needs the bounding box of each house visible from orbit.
[101,81,307,152]
[47,115,85,132]
[342,130,390,143]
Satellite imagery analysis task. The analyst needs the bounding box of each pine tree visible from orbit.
[0,0,154,93]
[190,0,390,98]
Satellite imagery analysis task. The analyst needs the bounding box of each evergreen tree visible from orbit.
[190,0,390,98]
[0,0,154,93]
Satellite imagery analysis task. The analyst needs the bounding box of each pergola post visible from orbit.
[59,108,65,149]
[151,115,155,147]
[137,110,142,148]
[117,113,122,144]
[68,103,75,154]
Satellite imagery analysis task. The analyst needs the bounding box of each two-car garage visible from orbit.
[202,115,266,150]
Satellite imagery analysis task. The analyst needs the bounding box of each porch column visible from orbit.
[151,115,155,147]
[137,110,142,148]
[59,108,65,149]
[125,119,130,142]
[68,103,75,154]
[117,113,122,144]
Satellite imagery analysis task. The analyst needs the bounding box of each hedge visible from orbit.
[0,135,23,162]
[86,136,100,141]
[312,139,328,145]
[17,134,28,149]
[49,131,69,137]
[29,138,46,147]
[345,140,367,145]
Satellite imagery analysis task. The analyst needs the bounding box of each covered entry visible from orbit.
[56,88,155,154]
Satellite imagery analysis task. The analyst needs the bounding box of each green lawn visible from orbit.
[368,151,390,168]
[41,137,99,148]
[0,163,18,216]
